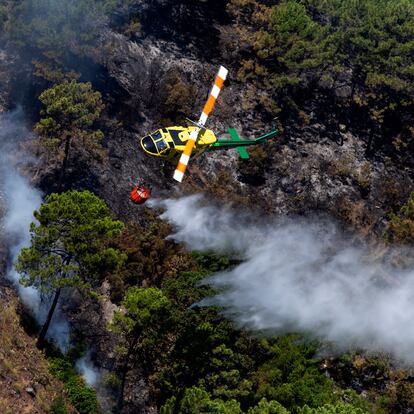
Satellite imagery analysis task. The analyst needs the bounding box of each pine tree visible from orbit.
[16,190,126,348]
[35,80,105,189]
[110,286,171,413]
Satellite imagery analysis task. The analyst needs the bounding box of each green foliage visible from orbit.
[49,356,74,382]
[30,199,377,414]
[153,270,342,414]
[49,355,97,414]
[192,252,231,273]
[269,1,330,73]
[247,398,290,414]
[387,192,414,243]
[110,286,172,410]
[36,80,104,135]
[110,286,172,368]
[103,372,121,391]
[312,0,414,122]
[161,386,243,414]
[111,286,171,340]
[50,396,68,414]
[231,0,414,148]
[66,376,98,414]
[161,270,214,308]
[0,2,404,413]
[252,336,336,411]
[35,80,105,183]
[6,0,108,78]
[161,388,294,414]
[16,190,125,294]
[236,0,331,97]
[298,402,369,414]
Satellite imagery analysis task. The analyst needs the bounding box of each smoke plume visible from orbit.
[0,109,70,350]
[154,195,414,362]
[76,352,101,386]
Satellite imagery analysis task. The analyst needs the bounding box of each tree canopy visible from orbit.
[298,402,369,414]
[35,80,105,188]
[4,0,109,80]
[17,190,125,289]
[387,192,414,244]
[16,190,125,346]
[110,286,171,411]
[230,0,414,150]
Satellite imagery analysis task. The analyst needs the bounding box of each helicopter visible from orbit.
[139,66,280,183]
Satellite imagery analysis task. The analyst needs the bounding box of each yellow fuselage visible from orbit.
[140,126,217,159]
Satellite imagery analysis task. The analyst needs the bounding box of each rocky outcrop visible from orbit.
[94,26,414,237]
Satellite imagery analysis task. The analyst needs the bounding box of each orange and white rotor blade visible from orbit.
[173,66,228,182]
[198,65,228,126]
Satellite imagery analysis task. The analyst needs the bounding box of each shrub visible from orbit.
[387,193,414,243]
[50,396,68,414]
[66,377,98,414]
[49,355,98,414]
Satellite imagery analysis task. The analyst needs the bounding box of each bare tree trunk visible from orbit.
[58,135,71,191]
[116,336,139,413]
[37,287,61,349]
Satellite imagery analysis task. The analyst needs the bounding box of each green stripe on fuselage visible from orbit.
[211,128,280,159]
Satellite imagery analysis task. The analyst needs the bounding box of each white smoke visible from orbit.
[76,352,101,386]
[0,109,70,350]
[151,195,264,253]
[153,195,414,362]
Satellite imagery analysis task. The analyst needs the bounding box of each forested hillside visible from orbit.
[1,1,414,413]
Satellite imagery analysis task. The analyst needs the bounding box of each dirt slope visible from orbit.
[0,286,76,414]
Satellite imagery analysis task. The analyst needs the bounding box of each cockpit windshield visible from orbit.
[141,130,170,155]
[151,131,162,140]
[149,131,169,153]
[141,135,157,154]
[156,139,168,152]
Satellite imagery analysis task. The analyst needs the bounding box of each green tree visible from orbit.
[16,190,125,348]
[35,80,105,189]
[269,1,330,77]
[110,286,171,413]
[235,0,332,114]
[247,398,290,414]
[49,354,98,414]
[311,0,414,146]
[160,386,243,414]
[253,336,336,411]
[231,0,414,152]
[387,192,414,243]
[298,402,369,414]
[6,0,108,79]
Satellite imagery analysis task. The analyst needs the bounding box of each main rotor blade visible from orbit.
[173,128,199,182]
[173,66,228,182]
[198,65,228,126]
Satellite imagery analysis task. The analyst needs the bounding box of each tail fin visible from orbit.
[228,128,250,159]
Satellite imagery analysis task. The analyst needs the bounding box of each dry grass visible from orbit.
[0,287,77,414]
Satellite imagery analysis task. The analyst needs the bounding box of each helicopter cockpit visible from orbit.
[141,130,170,156]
